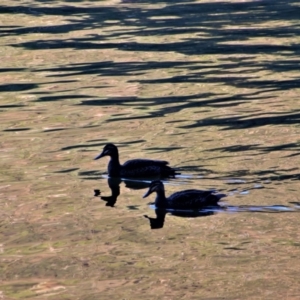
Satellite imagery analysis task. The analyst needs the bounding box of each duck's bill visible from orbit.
[143,189,152,198]
[94,151,105,160]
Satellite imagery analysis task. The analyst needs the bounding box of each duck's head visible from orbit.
[143,180,164,198]
[94,143,118,160]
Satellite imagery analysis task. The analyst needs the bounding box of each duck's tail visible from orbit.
[165,167,181,178]
[215,193,227,200]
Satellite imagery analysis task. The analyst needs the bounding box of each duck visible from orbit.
[143,180,226,210]
[94,143,179,178]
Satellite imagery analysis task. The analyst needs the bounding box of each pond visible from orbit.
[1,0,300,298]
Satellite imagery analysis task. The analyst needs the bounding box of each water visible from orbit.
[1,0,300,299]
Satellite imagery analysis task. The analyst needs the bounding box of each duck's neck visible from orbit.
[155,188,167,208]
[108,153,121,177]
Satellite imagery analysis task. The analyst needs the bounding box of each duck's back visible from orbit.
[166,189,224,209]
[121,159,175,177]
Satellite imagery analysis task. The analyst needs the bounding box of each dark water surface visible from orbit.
[1,0,300,298]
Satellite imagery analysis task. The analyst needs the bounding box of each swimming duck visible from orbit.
[143,180,226,210]
[94,143,179,178]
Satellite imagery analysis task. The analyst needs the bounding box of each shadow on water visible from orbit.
[2,0,300,124]
[0,83,38,92]
[4,1,300,57]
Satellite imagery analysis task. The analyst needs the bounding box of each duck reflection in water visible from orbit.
[144,208,217,229]
[94,177,153,207]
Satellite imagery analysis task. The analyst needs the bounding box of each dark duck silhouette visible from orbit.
[143,180,226,210]
[94,143,179,178]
